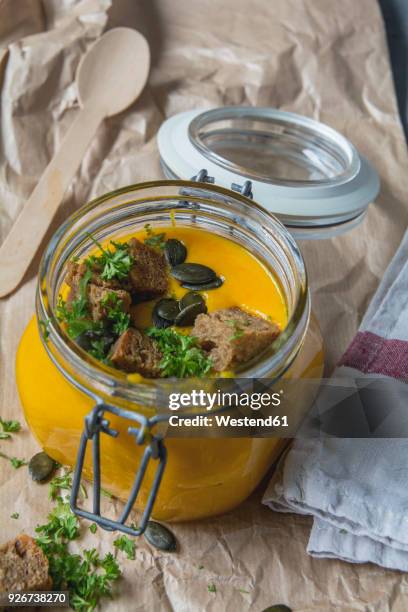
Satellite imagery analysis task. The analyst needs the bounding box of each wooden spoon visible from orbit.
[0,27,150,297]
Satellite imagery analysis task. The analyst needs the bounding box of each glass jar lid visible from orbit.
[157,107,380,239]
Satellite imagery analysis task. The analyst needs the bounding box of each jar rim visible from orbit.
[188,106,360,187]
[36,180,310,405]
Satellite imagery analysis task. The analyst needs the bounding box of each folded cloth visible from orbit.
[263,229,408,571]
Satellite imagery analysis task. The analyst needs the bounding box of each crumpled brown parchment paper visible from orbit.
[1,0,408,610]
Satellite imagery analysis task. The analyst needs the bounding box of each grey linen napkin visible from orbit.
[262,230,408,571]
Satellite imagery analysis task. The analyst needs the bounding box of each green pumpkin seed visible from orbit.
[156,298,180,321]
[262,606,292,612]
[152,304,172,329]
[29,452,56,482]
[164,239,187,267]
[144,521,177,552]
[175,301,207,326]
[171,263,216,285]
[179,291,206,311]
[181,276,224,291]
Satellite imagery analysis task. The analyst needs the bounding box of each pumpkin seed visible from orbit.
[29,452,56,482]
[76,330,116,352]
[175,301,207,326]
[181,276,224,291]
[164,239,187,267]
[152,302,173,329]
[179,291,206,311]
[144,521,177,552]
[156,298,180,321]
[75,332,93,351]
[171,263,216,285]
[262,606,292,612]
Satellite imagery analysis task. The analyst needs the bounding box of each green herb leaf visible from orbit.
[144,223,166,250]
[48,471,73,500]
[39,319,50,342]
[10,512,19,519]
[0,452,27,469]
[35,499,121,611]
[227,319,245,341]
[89,523,98,534]
[0,417,21,434]
[101,292,130,336]
[10,457,27,469]
[146,327,213,378]
[208,583,217,593]
[87,234,134,281]
[48,469,87,501]
[113,535,136,560]
[56,268,98,340]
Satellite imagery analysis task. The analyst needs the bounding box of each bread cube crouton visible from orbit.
[0,534,52,593]
[192,307,280,371]
[110,328,162,377]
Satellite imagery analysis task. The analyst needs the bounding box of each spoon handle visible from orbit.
[0,105,104,297]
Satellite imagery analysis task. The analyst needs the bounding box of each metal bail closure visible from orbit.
[70,402,167,536]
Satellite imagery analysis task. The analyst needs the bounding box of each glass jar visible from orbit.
[16,181,323,533]
[158,107,380,240]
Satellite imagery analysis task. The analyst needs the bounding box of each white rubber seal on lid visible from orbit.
[157,108,380,236]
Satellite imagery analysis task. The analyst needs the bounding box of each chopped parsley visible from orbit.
[56,268,97,339]
[88,337,110,362]
[33,468,121,611]
[39,319,50,342]
[10,512,19,519]
[36,500,121,611]
[113,535,136,560]
[86,234,134,281]
[89,523,98,534]
[0,452,27,468]
[227,319,246,341]
[144,223,166,250]
[10,457,27,469]
[101,292,130,336]
[48,469,87,501]
[0,417,21,439]
[208,583,217,593]
[146,327,213,378]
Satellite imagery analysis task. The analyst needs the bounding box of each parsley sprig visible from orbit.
[113,535,136,560]
[146,328,212,378]
[101,292,130,336]
[227,319,247,341]
[0,417,21,439]
[87,235,134,281]
[56,268,98,339]
[144,223,166,250]
[35,469,121,612]
[49,469,87,501]
[36,501,121,611]
[0,451,27,468]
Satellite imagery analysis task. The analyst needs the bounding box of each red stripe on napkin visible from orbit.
[339,331,408,380]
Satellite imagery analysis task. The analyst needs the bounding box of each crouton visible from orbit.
[87,285,131,322]
[66,260,129,293]
[192,307,280,371]
[110,328,162,377]
[0,534,52,593]
[127,239,168,300]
